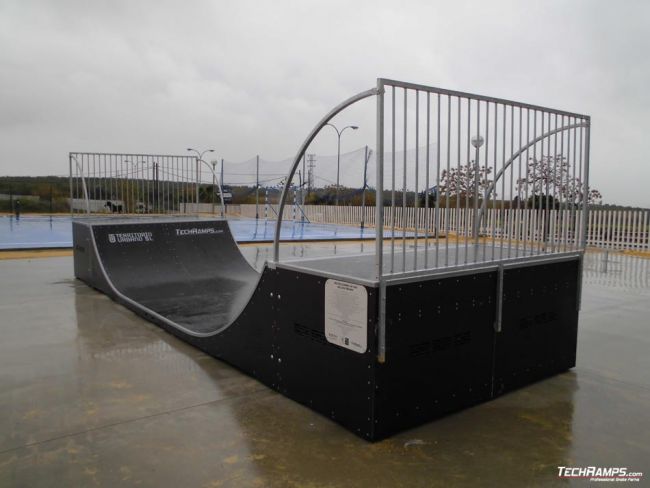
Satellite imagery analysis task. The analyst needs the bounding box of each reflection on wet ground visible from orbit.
[0,247,648,486]
[583,250,650,289]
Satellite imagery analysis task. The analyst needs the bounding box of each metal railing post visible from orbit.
[376,80,386,363]
[581,119,591,249]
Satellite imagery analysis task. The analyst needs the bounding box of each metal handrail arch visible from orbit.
[271,87,378,263]
[475,120,590,238]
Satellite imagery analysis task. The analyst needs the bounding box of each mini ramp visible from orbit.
[72,79,590,441]
[75,218,258,334]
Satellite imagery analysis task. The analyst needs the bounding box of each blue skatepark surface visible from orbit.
[0,215,398,250]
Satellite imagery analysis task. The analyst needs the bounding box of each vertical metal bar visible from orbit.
[75,155,80,215]
[127,158,132,214]
[168,157,173,213]
[134,157,138,213]
[500,105,506,259]
[256,155,260,219]
[96,154,100,209]
[539,112,546,254]
[140,158,145,213]
[134,157,139,213]
[464,98,471,264]
[119,155,123,213]
[390,86,395,274]
[523,109,530,255]
[144,157,148,213]
[97,153,101,210]
[144,156,149,213]
[165,156,169,213]
[196,157,200,213]
[112,154,117,208]
[455,97,461,266]
[424,93,430,268]
[106,154,110,206]
[402,88,407,273]
[571,122,577,248]
[545,113,552,251]
[414,90,419,270]
[375,80,385,281]
[641,212,650,249]
[174,157,178,213]
[220,159,224,216]
[558,115,568,251]
[516,107,522,257]
[185,156,189,214]
[177,156,182,214]
[376,80,386,364]
[435,93,441,269]
[111,154,115,205]
[445,95,451,267]
[578,122,586,247]
[85,154,89,213]
[581,119,591,250]
[631,210,638,251]
[159,157,163,213]
[492,103,498,260]
[483,102,490,261]
[68,154,74,217]
[99,154,103,209]
[129,156,133,213]
[89,153,94,209]
[508,105,514,258]
[551,113,558,252]
[530,112,537,253]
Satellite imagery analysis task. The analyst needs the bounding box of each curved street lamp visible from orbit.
[470,136,484,257]
[186,148,225,217]
[325,123,358,206]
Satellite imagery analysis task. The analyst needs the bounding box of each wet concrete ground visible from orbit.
[0,247,648,487]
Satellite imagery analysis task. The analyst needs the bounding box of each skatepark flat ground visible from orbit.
[0,244,648,487]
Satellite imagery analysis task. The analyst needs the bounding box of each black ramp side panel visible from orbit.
[374,272,497,440]
[92,220,259,333]
[273,269,377,440]
[494,259,580,395]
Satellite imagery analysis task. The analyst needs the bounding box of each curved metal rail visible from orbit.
[271,87,378,263]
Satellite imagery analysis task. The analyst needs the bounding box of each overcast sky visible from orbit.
[1,0,649,207]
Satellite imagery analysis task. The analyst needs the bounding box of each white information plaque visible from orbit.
[324,279,368,353]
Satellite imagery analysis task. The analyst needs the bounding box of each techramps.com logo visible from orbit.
[107,232,154,244]
[175,227,223,236]
[558,466,643,483]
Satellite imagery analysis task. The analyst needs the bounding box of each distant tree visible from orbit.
[517,155,602,207]
[438,164,495,203]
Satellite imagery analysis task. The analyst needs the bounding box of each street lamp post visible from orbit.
[471,135,484,258]
[187,148,215,214]
[325,123,358,206]
[211,160,217,215]
[360,145,372,229]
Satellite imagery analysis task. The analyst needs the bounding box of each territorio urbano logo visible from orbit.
[107,232,154,244]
